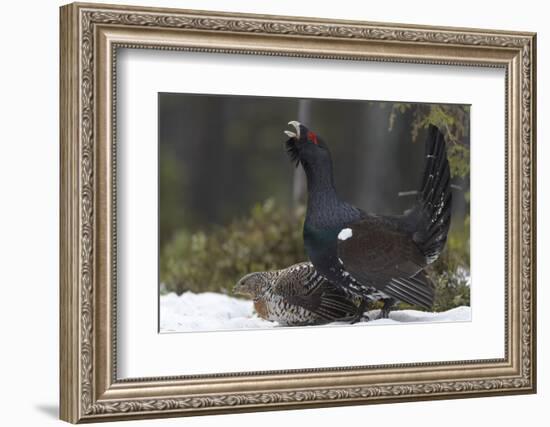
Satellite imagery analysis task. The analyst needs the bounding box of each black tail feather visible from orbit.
[383,271,435,309]
[410,125,453,263]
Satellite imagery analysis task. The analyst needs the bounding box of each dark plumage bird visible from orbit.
[284,121,452,310]
[233,262,376,326]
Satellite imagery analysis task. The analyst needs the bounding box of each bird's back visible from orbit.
[262,263,367,326]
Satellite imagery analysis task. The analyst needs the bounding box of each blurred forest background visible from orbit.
[159,93,470,312]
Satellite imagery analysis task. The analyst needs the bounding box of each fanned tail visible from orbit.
[409,125,453,263]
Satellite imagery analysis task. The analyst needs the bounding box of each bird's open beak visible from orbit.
[284,121,301,139]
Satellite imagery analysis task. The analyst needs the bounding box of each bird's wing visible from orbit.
[337,216,435,308]
[272,263,364,322]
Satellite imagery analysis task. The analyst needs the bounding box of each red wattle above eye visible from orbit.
[307,131,319,145]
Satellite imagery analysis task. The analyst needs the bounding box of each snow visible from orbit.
[160,291,471,333]
[338,228,353,240]
[372,306,471,324]
[160,292,275,332]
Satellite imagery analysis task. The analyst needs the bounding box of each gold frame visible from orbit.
[60,2,537,423]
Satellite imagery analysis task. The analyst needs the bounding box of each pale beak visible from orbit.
[284,120,301,139]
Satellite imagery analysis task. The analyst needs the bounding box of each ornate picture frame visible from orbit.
[60,2,536,423]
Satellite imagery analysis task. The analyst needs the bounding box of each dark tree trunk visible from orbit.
[292,99,311,209]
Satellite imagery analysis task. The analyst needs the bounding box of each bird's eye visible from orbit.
[307,131,319,145]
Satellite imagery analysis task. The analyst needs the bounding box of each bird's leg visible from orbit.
[359,313,370,322]
[377,298,396,319]
[351,299,369,323]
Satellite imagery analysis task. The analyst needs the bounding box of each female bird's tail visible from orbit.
[408,125,453,263]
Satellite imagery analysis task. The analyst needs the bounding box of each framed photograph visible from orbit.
[60,2,537,423]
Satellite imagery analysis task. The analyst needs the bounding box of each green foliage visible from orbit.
[161,199,305,294]
[429,219,471,312]
[447,144,470,179]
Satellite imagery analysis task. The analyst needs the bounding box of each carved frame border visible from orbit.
[60,2,536,423]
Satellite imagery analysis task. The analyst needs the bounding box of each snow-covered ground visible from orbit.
[160,291,471,333]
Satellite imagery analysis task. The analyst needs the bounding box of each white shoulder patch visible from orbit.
[338,228,353,241]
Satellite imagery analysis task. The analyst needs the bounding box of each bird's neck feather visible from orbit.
[303,162,339,206]
[302,155,362,227]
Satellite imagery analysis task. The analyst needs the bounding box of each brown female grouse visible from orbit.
[233,262,375,326]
